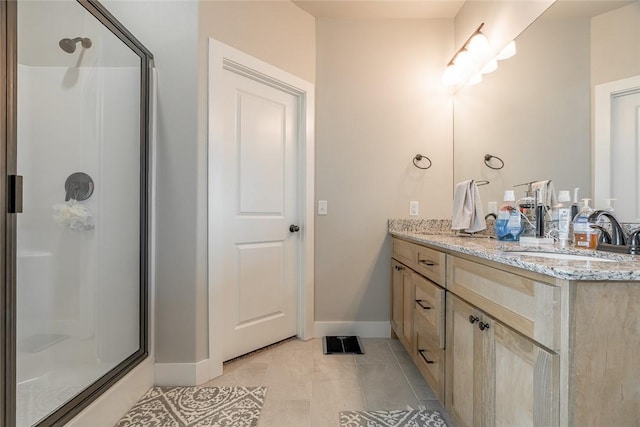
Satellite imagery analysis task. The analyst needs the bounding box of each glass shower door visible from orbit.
[12,1,151,425]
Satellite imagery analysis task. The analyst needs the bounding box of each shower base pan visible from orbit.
[322,336,364,355]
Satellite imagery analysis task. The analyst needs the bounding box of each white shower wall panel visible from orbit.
[16,65,140,362]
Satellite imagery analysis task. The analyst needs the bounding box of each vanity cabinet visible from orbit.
[391,234,640,426]
[392,238,446,397]
[413,273,446,402]
[391,258,413,349]
[446,255,560,427]
[446,294,558,427]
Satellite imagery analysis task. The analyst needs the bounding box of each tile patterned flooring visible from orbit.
[203,338,456,427]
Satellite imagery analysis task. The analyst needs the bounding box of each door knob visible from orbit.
[289,225,300,232]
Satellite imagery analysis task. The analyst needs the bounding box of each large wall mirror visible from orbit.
[453,0,640,222]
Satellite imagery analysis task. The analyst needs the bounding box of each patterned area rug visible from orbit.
[115,386,267,427]
[340,409,448,427]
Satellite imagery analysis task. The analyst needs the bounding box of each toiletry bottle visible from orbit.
[495,190,522,241]
[570,188,580,221]
[518,196,535,237]
[556,190,572,247]
[534,189,546,238]
[573,198,596,249]
[604,198,616,213]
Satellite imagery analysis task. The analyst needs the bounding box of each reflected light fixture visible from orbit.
[442,23,517,87]
[496,40,517,60]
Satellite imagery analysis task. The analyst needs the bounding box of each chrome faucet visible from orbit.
[629,229,640,255]
[587,210,627,245]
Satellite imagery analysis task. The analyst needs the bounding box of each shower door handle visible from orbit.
[8,175,23,213]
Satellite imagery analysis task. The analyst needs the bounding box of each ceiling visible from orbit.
[292,0,635,20]
[544,0,634,18]
[292,0,465,19]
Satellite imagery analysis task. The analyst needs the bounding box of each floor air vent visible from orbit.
[322,336,364,355]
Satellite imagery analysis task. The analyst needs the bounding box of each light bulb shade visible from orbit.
[442,65,461,86]
[496,40,516,60]
[466,73,483,86]
[481,59,498,74]
[467,32,489,58]
[453,50,472,69]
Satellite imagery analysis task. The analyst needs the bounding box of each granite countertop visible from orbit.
[389,219,640,281]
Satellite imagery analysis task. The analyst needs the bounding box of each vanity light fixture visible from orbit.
[442,23,517,87]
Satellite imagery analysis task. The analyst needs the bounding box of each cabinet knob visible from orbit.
[468,315,479,324]
[479,321,490,331]
[394,265,404,271]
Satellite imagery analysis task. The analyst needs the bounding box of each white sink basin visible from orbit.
[508,251,616,263]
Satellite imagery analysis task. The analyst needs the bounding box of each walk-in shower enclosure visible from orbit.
[1,1,153,425]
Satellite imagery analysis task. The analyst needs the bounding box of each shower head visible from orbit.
[59,37,92,54]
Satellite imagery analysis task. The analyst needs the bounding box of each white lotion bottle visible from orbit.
[557,190,572,247]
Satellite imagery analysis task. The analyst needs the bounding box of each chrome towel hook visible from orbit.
[413,154,432,170]
[484,154,504,170]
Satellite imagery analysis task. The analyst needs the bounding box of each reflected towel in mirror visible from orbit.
[452,180,486,233]
[531,180,556,207]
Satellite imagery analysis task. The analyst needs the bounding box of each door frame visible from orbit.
[207,39,315,379]
[593,74,640,210]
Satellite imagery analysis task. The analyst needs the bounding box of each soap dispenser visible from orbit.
[495,190,523,241]
[573,198,596,249]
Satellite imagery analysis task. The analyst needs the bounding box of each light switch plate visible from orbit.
[318,200,328,215]
[409,201,419,216]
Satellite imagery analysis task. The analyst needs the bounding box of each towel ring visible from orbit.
[475,180,489,186]
[484,154,504,170]
[413,154,432,170]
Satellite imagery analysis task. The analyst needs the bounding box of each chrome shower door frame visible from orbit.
[1,1,153,426]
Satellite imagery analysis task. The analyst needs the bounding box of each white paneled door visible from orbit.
[595,75,640,223]
[610,89,640,222]
[209,42,307,362]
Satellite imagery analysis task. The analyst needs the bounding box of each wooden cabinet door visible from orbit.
[446,295,483,427]
[489,321,559,427]
[401,267,414,349]
[391,260,405,337]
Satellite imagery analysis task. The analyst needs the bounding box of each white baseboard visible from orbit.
[66,358,153,427]
[313,321,391,338]
[154,359,210,386]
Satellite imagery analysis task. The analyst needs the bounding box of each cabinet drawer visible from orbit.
[414,245,446,287]
[392,238,446,286]
[414,319,445,403]
[392,238,415,268]
[413,274,445,349]
[447,256,559,350]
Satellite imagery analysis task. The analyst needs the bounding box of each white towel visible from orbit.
[452,180,486,233]
[531,180,556,207]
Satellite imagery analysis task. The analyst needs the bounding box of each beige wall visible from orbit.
[315,18,454,322]
[104,1,315,365]
[198,1,316,83]
[92,0,204,364]
[454,14,591,206]
[591,2,640,86]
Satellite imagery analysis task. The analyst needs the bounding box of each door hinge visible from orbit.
[8,175,23,213]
